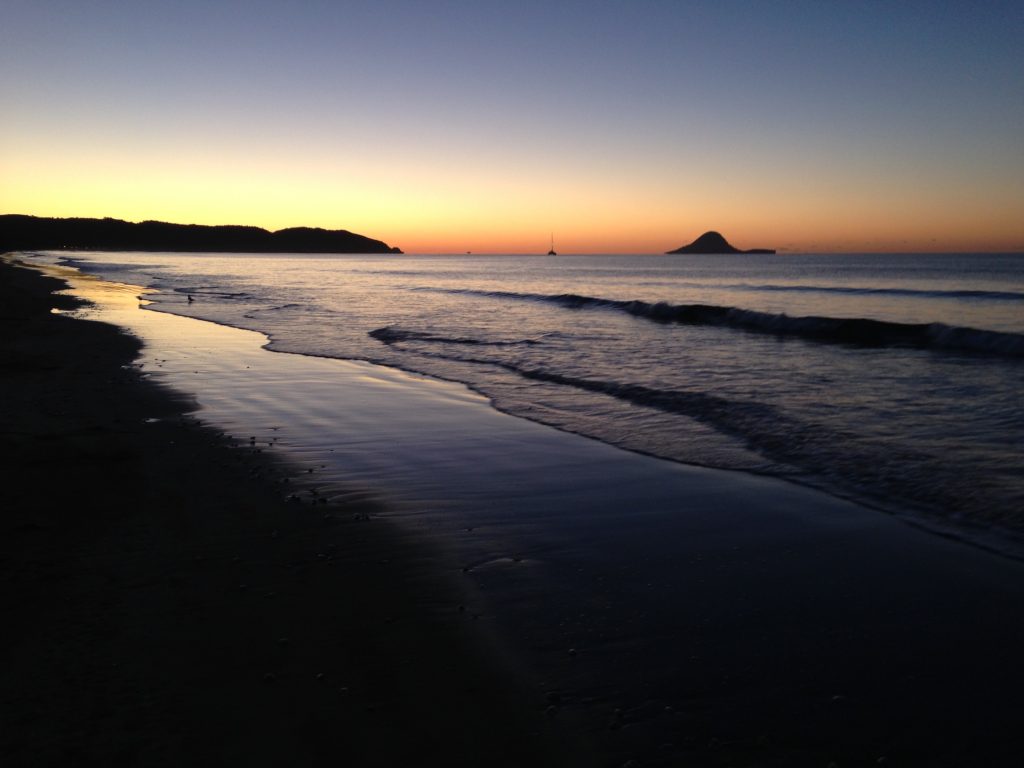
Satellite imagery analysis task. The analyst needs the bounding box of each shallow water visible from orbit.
[41,262,1024,765]
[25,250,1024,548]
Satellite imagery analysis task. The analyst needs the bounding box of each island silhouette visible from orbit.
[667,231,775,254]
[0,215,402,254]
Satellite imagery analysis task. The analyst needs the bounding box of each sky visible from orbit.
[2,0,1022,253]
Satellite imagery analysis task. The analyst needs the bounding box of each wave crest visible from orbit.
[370,326,539,347]
[418,288,1024,358]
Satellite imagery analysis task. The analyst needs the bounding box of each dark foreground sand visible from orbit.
[0,261,588,766]
[5,258,1024,768]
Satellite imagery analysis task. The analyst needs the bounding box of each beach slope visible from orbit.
[0,260,583,767]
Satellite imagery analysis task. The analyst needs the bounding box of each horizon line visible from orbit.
[4,213,1023,256]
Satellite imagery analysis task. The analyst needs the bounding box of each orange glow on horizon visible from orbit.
[3,1,1022,257]
[5,206,1023,254]
[2,143,1022,254]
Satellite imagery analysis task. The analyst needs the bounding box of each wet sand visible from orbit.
[5,257,1024,767]
[0,260,587,766]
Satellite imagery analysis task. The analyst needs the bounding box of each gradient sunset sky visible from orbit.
[2,0,1022,253]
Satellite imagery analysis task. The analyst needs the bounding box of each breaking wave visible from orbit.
[370,326,540,347]
[417,288,1024,358]
[713,283,1024,301]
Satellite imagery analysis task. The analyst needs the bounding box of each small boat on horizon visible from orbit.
[547,233,557,256]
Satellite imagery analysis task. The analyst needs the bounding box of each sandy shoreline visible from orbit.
[5,256,1024,767]
[0,260,587,766]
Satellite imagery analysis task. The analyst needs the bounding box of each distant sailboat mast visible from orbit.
[547,233,557,256]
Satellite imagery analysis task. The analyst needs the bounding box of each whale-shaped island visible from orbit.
[667,231,775,254]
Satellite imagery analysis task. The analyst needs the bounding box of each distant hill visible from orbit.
[667,231,775,254]
[0,215,403,254]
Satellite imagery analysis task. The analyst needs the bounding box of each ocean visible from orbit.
[18,248,1024,761]
[32,250,1024,552]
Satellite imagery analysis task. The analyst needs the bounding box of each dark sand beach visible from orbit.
[0,260,587,766]
[4,257,1024,768]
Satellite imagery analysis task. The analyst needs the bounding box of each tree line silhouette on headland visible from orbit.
[0,215,403,254]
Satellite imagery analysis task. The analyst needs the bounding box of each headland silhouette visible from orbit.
[0,215,402,254]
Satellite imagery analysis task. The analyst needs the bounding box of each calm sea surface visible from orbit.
[32,251,1024,545]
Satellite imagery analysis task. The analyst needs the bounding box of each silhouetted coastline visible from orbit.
[0,214,403,254]
[667,230,775,254]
